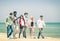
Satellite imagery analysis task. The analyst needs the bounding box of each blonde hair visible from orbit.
[30,16,34,20]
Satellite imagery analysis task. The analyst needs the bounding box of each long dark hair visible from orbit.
[20,15,25,21]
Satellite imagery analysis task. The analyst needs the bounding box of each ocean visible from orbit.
[0,22,60,38]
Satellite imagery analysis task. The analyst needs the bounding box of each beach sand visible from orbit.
[0,33,60,41]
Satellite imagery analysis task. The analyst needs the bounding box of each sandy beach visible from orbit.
[0,33,60,41]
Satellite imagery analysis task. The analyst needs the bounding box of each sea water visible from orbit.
[0,22,60,38]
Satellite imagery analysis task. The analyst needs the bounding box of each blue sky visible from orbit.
[0,0,60,22]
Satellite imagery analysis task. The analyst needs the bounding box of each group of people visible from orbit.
[5,11,46,39]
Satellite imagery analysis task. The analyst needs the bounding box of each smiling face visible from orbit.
[30,16,34,22]
[25,14,28,17]
[40,15,43,20]
[9,13,12,17]
[24,12,28,17]
[21,16,23,19]
[12,14,15,19]
[20,15,24,19]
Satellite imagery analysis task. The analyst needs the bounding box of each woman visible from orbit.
[29,16,34,38]
[19,15,26,38]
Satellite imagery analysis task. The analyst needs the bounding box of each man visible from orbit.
[37,15,46,39]
[12,11,19,38]
[23,12,28,38]
[5,13,13,38]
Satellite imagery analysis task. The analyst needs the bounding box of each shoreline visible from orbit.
[0,33,60,41]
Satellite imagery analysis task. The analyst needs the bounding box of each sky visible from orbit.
[0,0,60,22]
